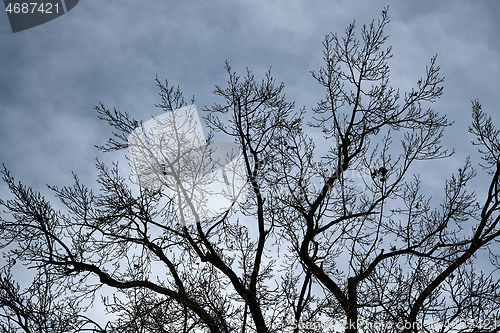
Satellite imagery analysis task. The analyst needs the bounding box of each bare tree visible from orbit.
[1,7,500,333]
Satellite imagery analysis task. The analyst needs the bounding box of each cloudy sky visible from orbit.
[0,0,499,324]
[1,0,499,193]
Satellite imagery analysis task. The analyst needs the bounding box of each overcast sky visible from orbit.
[1,0,499,325]
[1,0,499,192]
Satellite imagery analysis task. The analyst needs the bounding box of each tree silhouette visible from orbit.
[1,8,500,333]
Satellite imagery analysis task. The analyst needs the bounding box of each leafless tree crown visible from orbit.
[1,7,500,333]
